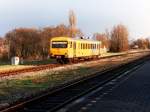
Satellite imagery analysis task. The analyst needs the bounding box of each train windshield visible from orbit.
[52,41,68,48]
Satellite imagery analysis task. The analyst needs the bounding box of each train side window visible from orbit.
[73,42,76,49]
[70,41,72,48]
[90,44,91,49]
[83,43,84,49]
[87,44,88,49]
[86,43,87,49]
[81,43,83,49]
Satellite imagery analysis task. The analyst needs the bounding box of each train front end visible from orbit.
[50,37,70,63]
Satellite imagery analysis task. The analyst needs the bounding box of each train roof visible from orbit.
[51,37,100,43]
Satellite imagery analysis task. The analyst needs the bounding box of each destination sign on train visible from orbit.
[52,42,67,44]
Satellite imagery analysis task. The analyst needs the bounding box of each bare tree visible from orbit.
[0,37,4,55]
[110,24,129,52]
[5,28,41,59]
[4,24,83,60]
[69,10,77,37]
[145,38,150,49]
[130,38,150,49]
[0,37,8,60]
[94,33,110,49]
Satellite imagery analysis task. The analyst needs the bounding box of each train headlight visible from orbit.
[50,53,54,57]
[65,53,68,58]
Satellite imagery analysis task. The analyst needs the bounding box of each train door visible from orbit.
[73,42,76,57]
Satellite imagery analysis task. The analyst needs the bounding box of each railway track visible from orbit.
[0,50,149,78]
[0,64,60,77]
[1,53,150,112]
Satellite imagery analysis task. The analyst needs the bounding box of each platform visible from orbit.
[62,61,150,112]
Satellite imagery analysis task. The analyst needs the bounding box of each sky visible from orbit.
[0,0,150,39]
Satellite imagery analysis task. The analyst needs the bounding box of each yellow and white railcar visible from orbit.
[50,37,102,63]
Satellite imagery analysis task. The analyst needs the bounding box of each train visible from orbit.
[50,37,107,63]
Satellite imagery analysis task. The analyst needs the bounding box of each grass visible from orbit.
[0,65,107,104]
[0,59,56,73]
[0,60,10,65]
[21,59,56,65]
